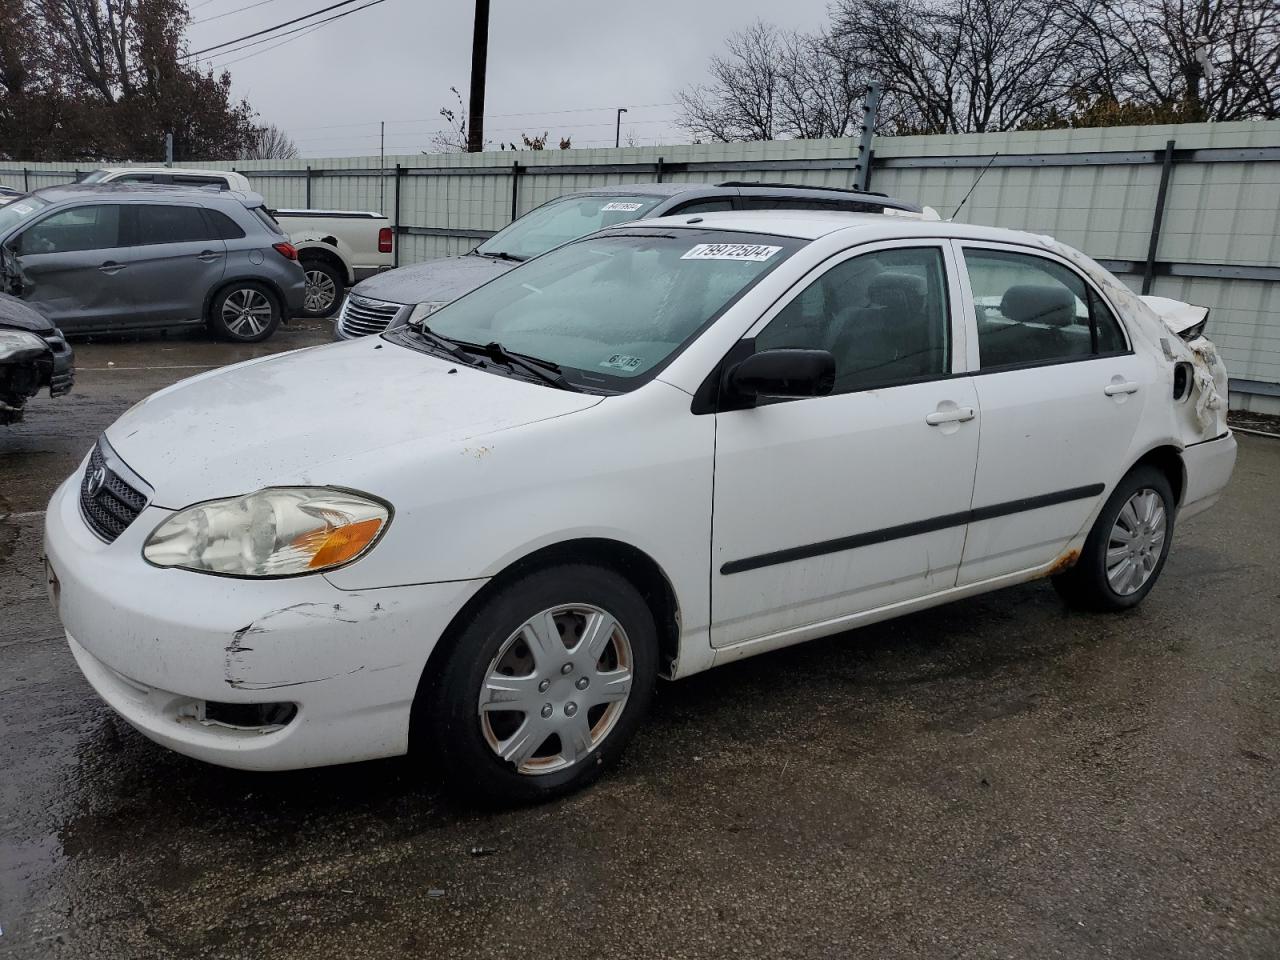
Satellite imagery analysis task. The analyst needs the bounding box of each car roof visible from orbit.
[31,182,264,206]
[616,209,1056,248]
[93,165,242,178]
[564,180,920,212]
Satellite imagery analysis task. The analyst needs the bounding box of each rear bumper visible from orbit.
[46,328,74,396]
[1180,431,1237,521]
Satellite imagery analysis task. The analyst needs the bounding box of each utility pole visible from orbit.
[615,107,628,148]
[467,0,490,152]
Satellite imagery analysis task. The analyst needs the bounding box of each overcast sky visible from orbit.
[186,0,832,157]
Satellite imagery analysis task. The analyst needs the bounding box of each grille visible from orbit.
[79,442,148,543]
[337,295,404,337]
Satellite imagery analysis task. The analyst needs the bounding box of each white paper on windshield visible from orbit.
[600,354,644,371]
[10,202,34,215]
[601,202,644,212]
[681,243,781,262]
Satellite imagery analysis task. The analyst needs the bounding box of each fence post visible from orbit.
[23,168,29,192]
[305,165,312,208]
[863,149,876,193]
[510,161,521,222]
[393,163,402,269]
[656,156,664,183]
[1142,139,1176,295]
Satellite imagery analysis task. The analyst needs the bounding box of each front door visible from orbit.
[710,241,981,648]
[123,203,227,326]
[954,242,1153,584]
[11,204,134,332]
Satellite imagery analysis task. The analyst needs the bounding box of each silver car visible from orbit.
[0,184,306,342]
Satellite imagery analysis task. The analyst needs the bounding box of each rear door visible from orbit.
[954,242,1153,583]
[122,203,227,326]
[11,204,134,332]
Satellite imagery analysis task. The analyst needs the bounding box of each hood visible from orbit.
[350,254,517,305]
[105,336,601,506]
[0,293,54,333]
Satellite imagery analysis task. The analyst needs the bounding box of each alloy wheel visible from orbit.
[1105,488,1167,595]
[303,269,337,314]
[221,288,273,338]
[478,603,633,775]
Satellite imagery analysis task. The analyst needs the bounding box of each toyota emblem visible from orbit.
[86,465,107,497]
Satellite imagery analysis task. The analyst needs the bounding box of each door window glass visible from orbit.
[671,198,735,215]
[963,248,1125,368]
[18,205,121,254]
[755,246,951,394]
[133,205,216,245]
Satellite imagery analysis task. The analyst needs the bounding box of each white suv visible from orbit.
[44,210,1235,803]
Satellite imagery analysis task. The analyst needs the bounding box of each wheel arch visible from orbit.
[409,537,682,750]
[294,243,353,285]
[1128,443,1186,506]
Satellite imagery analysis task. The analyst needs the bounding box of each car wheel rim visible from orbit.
[1105,488,1166,596]
[478,603,633,776]
[304,270,337,313]
[222,289,273,338]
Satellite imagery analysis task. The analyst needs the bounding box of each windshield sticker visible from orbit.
[10,202,34,216]
[681,243,782,262]
[601,354,644,372]
[601,201,644,212]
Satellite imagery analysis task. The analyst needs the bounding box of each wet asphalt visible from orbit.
[1,320,1278,959]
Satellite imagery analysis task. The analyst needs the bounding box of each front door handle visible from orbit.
[196,250,223,262]
[1104,381,1140,396]
[98,261,126,275]
[925,406,976,426]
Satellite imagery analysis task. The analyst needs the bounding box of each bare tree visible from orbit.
[429,85,470,152]
[1061,0,1280,122]
[242,122,297,160]
[829,0,1081,134]
[677,21,783,141]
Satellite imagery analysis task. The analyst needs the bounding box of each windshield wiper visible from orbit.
[406,323,479,365]
[465,340,581,392]
[479,250,527,262]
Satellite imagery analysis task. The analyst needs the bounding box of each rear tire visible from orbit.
[420,564,658,804]
[299,259,344,319]
[207,282,280,343]
[1052,465,1176,611]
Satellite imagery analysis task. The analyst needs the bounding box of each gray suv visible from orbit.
[336,182,923,338]
[0,184,306,342]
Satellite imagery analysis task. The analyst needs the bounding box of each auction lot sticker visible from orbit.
[681,243,782,262]
[601,202,645,212]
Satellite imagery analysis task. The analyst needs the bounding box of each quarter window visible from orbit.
[18,205,121,254]
[755,246,951,394]
[963,248,1127,369]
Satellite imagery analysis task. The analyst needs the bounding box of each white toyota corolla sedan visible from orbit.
[44,209,1236,802]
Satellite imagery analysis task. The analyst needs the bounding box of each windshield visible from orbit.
[404,229,800,391]
[0,196,50,237]
[80,170,111,183]
[475,194,664,261]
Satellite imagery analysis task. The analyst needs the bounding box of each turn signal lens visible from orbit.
[143,487,389,577]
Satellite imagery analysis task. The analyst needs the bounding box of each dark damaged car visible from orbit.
[0,291,73,424]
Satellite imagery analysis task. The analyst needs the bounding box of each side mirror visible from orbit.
[725,348,835,401]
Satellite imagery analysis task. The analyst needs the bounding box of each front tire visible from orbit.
[299,259,344,319]
[207,283,280,342]
[1053,465,1176,611]
[422,564,658,804]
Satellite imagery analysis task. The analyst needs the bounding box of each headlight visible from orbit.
[0,329,47,360]
[143,487,390,577]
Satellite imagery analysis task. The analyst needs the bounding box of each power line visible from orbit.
[211,21,326,66]
[202,0,387,62]
[191,0,285,26]
[183,0,374,59]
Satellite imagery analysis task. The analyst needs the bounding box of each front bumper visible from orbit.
[44,473,485,771]
[1180,430,1237,521]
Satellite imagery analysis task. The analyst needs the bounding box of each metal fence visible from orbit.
[4,119,1279,411]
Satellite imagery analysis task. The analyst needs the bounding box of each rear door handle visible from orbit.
[925,406,976,426]
[98,261,126,275]
[1104,381,1139,396]
[196,250,223,262]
